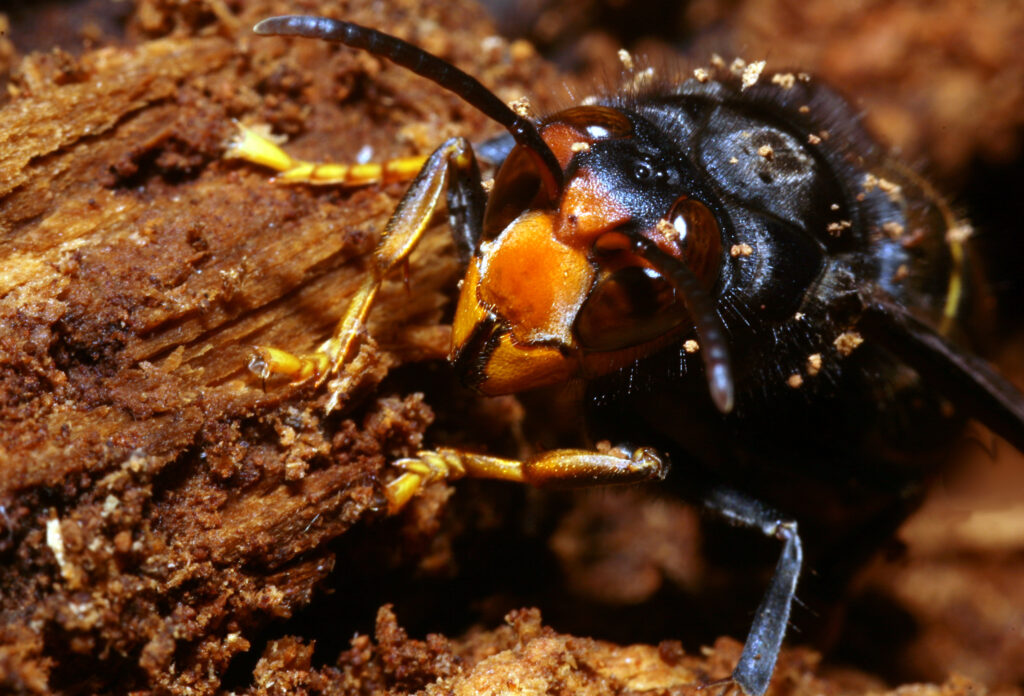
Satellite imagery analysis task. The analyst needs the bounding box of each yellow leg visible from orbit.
[249,274,379,411]
[226,122,427,186]
[384,445,669,514]
[245,136,483,413]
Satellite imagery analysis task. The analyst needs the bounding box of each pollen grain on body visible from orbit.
[877,177,903,202]
[683,339,700,354]
[827,220,852,236]
[834,331,864,357]
[730,243,754,257]
[771,73,795,89]
[806,353,822,377]
[656,217,680,243]
[946,223,973,244]
[882,221,905,239]
[618,48,634,71]
[509,96,534,118]
[741,60,766,90]
[627,66,656,90]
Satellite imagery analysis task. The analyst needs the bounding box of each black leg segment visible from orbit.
[703,486,804,696]
[444,143,487,263]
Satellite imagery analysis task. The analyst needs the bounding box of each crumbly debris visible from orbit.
[481,35,504,55]
[806,353,822,377]
[693,67,710,83]
[46,518,73,584]
[730,57,747,75]
[683,339,700,353]
[772,72,796,89]
[285,458,308,481]
[510,39,534,62]
[510,96,534,118]
[481,177,495,192]
[758,144,774,160]
[741,60,766,90]
[656,217,680,243]
[807,133,822,145]
[834,331,864,356]
[730,243,754,257]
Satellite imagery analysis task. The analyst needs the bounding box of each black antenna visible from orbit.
[631,236,735,413]
[253,15,563,197]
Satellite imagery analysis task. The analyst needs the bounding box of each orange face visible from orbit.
[451,106,723,396]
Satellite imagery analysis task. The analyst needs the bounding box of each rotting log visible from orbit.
[0,1,551,691]
[1,1,1023,695]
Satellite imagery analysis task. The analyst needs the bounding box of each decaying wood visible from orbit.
[0,1,1021,695]
[0,1,548,691]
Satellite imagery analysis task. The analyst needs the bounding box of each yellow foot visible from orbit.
[248,335,376,414]
[248,345,329,384]
[248,270,382,412]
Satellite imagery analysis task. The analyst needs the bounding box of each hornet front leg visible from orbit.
[385,444,669,514]
[226,122,429,186]
[247,136,486,413]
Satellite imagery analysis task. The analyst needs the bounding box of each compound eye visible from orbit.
[667,197,722,290]
[483,145,556,240]
[576,264,688,351]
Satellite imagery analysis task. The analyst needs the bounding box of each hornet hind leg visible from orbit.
[702,485,804,696]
